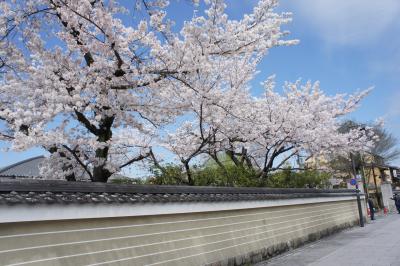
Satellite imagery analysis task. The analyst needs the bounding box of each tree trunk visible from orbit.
[92,165,111,182]
[183,162,194,185]
[91,115,114,182]
[261,170,269,179]
[65,173,76,181]
[226,150,240,166]
[92,145,112,182]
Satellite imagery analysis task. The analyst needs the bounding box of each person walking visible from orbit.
[368,198,375,220]
[391,194,400,214]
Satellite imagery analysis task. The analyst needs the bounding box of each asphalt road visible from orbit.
[256,214,400,266]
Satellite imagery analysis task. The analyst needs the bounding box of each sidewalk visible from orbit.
[256,214,400,266]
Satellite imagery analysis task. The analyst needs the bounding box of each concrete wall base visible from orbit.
[207,220,358,266]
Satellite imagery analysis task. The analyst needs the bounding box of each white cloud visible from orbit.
[285,0,400,45]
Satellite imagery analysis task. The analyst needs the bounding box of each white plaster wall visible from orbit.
[0,196,358,223]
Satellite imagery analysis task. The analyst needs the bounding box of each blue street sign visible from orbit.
[350,179,357,186]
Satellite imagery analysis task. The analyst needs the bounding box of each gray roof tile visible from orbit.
[0,180,358,206]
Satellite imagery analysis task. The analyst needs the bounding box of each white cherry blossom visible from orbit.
[0,0,372,182]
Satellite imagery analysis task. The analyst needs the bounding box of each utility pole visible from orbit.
[359,153,369,200]
[350,153,365,227]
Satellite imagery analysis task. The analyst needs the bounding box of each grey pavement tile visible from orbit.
[256,215,400,266]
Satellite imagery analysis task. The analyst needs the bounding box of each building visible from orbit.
[305,152,400,211]
[0,156,126,181]
[0,156,45,179]
[361,161,400,210]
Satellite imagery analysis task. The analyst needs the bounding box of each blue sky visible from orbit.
[1,0,400,168]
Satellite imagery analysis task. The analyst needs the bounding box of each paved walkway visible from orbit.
[256,214,400,266]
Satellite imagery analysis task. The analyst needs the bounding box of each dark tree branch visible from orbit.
[74,110,99,135]
[119,152,150,169]
[62,145,94,181]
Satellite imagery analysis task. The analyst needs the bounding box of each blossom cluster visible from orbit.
[0,0,372,181]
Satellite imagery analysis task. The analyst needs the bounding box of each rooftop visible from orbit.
[0,180,358,205]
[0,156,45,178]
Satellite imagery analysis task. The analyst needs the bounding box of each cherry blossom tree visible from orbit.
[159,74,374,184]
[0,0,297,182]
[219,79,374,179]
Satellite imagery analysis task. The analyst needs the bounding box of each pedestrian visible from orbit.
[391,194,400,214]
[368,198,375,220]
